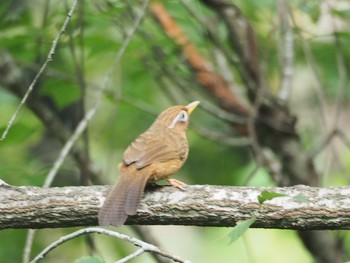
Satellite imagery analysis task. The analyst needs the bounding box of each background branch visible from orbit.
[30,227,189,263]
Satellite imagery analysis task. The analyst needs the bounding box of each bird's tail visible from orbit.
[98,165,150,226]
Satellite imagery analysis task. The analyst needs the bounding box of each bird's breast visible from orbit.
[148,158,186,181]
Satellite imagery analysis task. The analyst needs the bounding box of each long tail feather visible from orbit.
[98,166,150,226]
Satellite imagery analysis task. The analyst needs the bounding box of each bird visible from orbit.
[98,101,200,226]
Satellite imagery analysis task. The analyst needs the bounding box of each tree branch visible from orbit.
[30,227,189,263]
[2,183,350,230]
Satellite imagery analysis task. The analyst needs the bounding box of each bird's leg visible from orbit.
[166,178,187,190]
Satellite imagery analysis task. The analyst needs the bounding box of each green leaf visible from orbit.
[293,194,309,203]
[227,216,256,245]
[258,190,286,204]
[75,256,104,263]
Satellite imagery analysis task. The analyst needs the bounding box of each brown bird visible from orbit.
[98,101,200,226]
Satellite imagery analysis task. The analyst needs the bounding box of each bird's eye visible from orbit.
[177,111,188,122]
[168,110,188,128]
[179,112,186,120]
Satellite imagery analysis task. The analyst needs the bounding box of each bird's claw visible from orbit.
[166,178,187,190]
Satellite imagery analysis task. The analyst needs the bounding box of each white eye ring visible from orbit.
[168,110,188,128]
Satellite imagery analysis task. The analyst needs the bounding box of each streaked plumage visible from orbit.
[98,101,200,226]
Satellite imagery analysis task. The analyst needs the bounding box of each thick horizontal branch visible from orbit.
[1,183,350,230]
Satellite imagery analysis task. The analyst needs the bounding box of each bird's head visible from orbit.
[152,101,200,134]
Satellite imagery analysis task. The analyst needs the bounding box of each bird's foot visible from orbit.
[166,178,186,190]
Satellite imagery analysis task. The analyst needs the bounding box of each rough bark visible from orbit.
[1,183,350,230]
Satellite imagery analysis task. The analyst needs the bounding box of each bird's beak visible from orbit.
[186,101,200,115]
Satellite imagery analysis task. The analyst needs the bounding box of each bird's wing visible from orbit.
[123,131,185,169]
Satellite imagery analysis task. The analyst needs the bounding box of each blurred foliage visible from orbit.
[227,216,256,245]
[0,0,349,262]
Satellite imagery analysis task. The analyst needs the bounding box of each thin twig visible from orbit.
[310,129,350,158]
[277,0,294,103]
[131,226,173,263]
[22,230,36,263]
[116,248,144,263]
[43,109,95,187]
[29,228,191,263]
[122,94,158,116]
[194,126,250,147]
[289,10,327,127]
[0,0,79,141]
[326,3,347,130]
